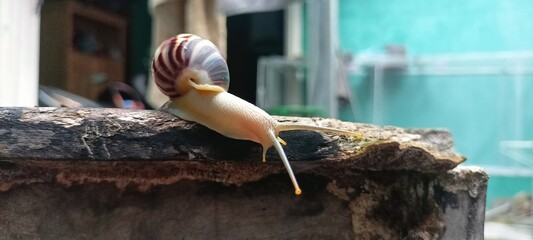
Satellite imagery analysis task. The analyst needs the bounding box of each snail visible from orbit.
[152,34,362,195]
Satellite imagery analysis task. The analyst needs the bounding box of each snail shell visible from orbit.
[152,34,230,98]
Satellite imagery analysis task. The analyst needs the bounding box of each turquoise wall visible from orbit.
[339,0,533,53]
[337,0,533,207]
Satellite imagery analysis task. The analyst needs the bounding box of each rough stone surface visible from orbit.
[0,107,485,239]
[0,107,464,171]
[0,164,487,240]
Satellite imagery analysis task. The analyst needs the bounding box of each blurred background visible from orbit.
[0,0,532,237]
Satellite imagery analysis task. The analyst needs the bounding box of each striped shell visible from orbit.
[152,34,230,98]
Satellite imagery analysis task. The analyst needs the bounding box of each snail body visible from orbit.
[152,34,362,195]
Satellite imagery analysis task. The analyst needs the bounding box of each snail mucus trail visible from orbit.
[152,34,362,195]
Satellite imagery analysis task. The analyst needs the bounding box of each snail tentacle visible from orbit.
[276,123,363,139]
[267,130,302,196]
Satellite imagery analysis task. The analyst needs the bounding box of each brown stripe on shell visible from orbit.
[166,38,178,70]
[156,53,173,79]
[152,61,174,85]
[176,37,185,66]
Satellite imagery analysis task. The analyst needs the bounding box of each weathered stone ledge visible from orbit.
[0,163,487,239]
[0,107,485,240]
[0,107,465,173]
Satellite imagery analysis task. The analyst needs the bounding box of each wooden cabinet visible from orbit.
[39,0,127,100]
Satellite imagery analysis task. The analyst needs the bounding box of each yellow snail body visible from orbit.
[152,34,362,195]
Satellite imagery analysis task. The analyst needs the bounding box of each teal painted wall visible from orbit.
[339,0,533,54]
[337,0,533,207]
